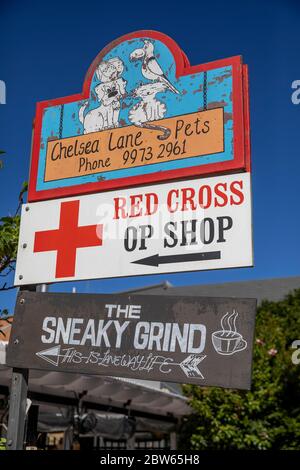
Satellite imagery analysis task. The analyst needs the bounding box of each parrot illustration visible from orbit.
[130,40,180,95]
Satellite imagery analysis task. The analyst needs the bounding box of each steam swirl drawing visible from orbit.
[212,310,247,355]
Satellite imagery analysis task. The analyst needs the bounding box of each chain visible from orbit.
[59,104,64,139]
[203,71,207,110]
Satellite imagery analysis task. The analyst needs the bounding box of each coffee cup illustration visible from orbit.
[212,310,247,355]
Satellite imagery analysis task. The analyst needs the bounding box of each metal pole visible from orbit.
[63,426,74,450]
[6,285,38,450]
[170,431,177,450]
[6,368,29,450]
[126,433,136,450]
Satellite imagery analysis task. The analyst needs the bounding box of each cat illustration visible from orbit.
[128,82,171,140]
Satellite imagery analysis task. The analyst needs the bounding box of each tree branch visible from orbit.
[0,282,16,291]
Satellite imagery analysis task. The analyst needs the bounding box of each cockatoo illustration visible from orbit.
[130,40,180,95]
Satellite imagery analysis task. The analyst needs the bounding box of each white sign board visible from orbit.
[15,172,253,285]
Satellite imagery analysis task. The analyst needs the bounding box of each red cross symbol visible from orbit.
[34,200,103,278]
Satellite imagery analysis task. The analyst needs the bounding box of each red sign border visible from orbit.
[28,30,250,202]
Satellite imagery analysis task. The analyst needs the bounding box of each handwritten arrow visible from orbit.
[36,347,206,378]
[132,251,221,267]
[179,354,206,378]
[36,345,61,367]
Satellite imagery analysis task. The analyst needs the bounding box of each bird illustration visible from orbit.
[130,40,180,94]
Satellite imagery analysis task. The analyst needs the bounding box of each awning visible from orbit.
[0,341,190,420]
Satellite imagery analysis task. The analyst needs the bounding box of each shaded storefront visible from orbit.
[0,319,189,449]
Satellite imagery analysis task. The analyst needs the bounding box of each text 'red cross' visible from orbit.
[34,200,103,278]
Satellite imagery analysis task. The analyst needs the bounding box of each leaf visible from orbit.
[18,181,28,202]
[0,214,20,273]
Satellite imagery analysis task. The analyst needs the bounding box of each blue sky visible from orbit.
[1,0,300,313]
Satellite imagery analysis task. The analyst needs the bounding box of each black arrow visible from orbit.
[132,251,221,267]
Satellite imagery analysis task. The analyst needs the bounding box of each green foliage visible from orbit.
[0,214,20,274]
[0,180,27,278]
[180,291,300,450]
[0,438,6,451]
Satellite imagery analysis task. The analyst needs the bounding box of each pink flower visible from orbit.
[256,338,265,345]
[268,348,278,357]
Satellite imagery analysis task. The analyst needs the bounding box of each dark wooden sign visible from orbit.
[7,292,257,390]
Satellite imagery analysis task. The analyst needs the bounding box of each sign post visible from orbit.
[6,286,39,450]
[6,368,28,450]
[7,29,254,450]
